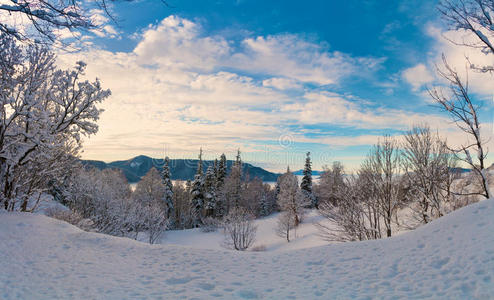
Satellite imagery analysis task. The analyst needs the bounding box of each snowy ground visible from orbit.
[2,200,494,299]
[160,210,331,252]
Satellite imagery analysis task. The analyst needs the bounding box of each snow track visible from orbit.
[1,200,494,299]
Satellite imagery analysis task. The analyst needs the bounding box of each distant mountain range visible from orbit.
[81,155,281,183]
[292,170,323,176]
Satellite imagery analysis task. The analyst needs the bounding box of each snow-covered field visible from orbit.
[160,210,331,252]
[1,199,494,299]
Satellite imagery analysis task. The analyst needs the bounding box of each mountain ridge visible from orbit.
[81,155,280,183]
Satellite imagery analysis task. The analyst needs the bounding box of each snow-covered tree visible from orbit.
[431,0,493,199]
[276,211,296,242]
[367,136,401,237]
[222,207,257,251]
[133,168,165,206]
[190,149,204,227]
[300,152,317,208]
[204,165,217,217]
[402,125,454,225]
[277,167,308,227]
[216,153,227,189]
[314,161,346,207]
[161,156,174,220]
[0,0,143,46]
[0,36,110,211]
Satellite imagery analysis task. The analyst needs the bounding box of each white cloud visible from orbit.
[426,25,494,97]
[402,63,434,90]
[262,77,301,90]
[55,15,472,170]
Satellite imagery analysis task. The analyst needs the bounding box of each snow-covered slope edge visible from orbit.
[1,200,494,299]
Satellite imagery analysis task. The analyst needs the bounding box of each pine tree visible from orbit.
[216,153,227,189]
[204,165,217,217]
[231,149,243,209]
[301,152,317,209]
[191,149,204,227]
[161,156,174,220]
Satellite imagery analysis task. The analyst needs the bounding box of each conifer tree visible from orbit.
[161,156,174,220]
[216,153,227,189]
[191,149,204,227]
[301,152,317,209]
[231,149,243,209]
[204,165,217,217]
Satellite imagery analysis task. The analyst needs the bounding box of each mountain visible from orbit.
[293,169,323,176]
[81,155,280,183]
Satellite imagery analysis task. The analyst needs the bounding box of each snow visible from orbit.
[161,210,331,252]
[2,200,494,299]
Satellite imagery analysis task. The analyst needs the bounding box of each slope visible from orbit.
[1,199,494,299]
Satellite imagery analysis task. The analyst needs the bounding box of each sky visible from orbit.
[56,0,494,172]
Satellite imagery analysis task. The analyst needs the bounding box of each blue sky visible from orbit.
[59,0,494,172]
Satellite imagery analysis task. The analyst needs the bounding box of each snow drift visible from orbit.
[1,199,494,299]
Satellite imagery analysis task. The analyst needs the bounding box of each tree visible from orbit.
[429,57,490,200]
[366,136,401,237]
[161,156,174,220]
[277,167,308,227]
[133,168,165,206]
[203,165,217,217]
[222,207,257,251]
[317,173,380,242]
[438,0,494,73]
[190,149,204,227]
[276,211,295,242]
[132,167,169,243]
[216,153,227,189]
[401,125,454,225]
[301,152,317,208]
[314,161,346,207]
[0,35,110,211]
[431,0,493,199]
[0,0,149,46]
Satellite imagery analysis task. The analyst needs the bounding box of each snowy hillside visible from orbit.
[2,200,494,299]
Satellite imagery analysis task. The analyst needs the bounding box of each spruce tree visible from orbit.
[161,156,174,220]
[191,149,204,227]
[204,165,217,217]
[231,149,243,208]
[216,153,227,189]
[301,152,317,209]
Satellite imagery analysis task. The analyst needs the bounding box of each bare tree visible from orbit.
[275,211,295,242]
[429,57,490,199]
[401,125,454,225]
[313,161,346,206]
[367,136,401,237]
[222,207,257,251]
[438,0,494,72]
[316,171,382,242]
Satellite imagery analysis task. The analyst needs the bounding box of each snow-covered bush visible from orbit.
[45,207,83,226]
[201,217,221,232]
[222,207,257,251]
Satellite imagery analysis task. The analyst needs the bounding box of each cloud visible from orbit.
[56,15,468,170]
[132,16,384,85]
[426,25,494,97]
[402,63,434,91]
[262,77,302,90]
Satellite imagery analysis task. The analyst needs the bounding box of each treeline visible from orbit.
[314,125,485,242]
